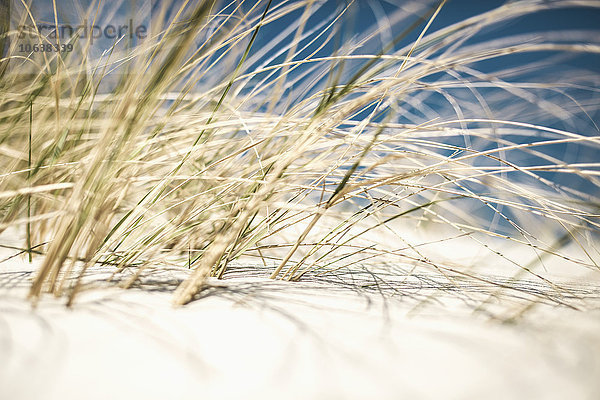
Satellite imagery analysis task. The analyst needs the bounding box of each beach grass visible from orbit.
[0,0,598,314]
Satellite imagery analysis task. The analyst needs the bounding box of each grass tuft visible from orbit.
[0,0,598,315]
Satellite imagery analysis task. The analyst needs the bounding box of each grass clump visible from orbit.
[0,0,598,313]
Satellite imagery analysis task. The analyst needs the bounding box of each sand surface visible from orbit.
[2,253,600,400]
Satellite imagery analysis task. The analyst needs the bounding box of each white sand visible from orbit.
[1,251,600,400]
